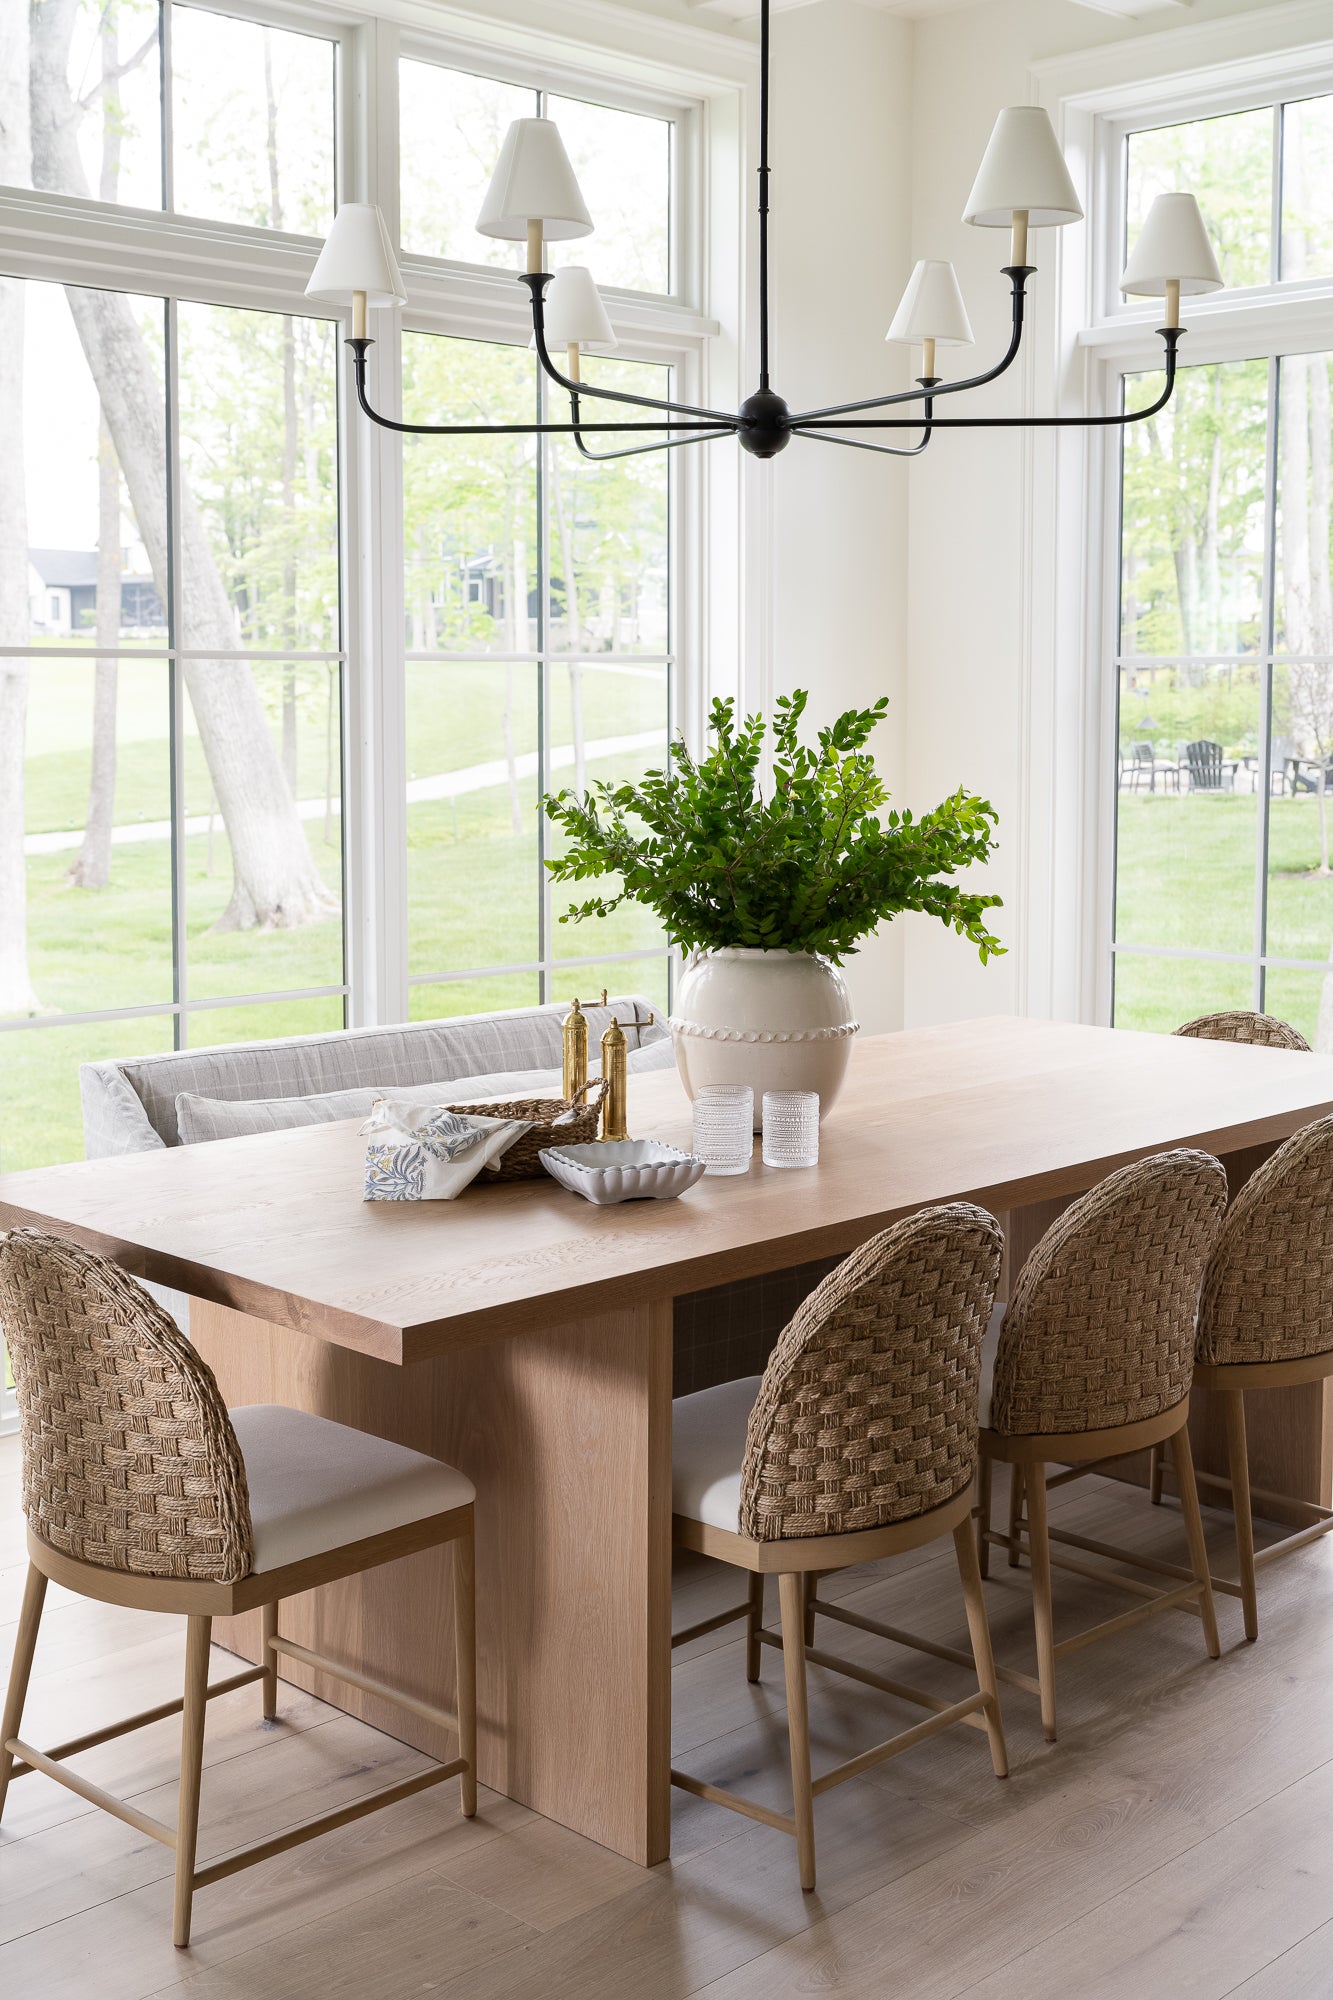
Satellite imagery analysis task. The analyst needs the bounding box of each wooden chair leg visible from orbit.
[1171,1425,1220,1659]
[1024,1463,1058,1743]
[454,1523,478,1818]
[260,1601,279,1721]
[803,1572,822,1648]
[777,1572,817,1892]
[0,1564,48,1822]
[173,1614,212,1950]
[1007,1463,1025,1568]
[1223,1390,1258,1643]
[952,1519,1008,1778]
[977,1457,993,1579]
[746,1572,765,1683]
[1149,1442,1164,1505]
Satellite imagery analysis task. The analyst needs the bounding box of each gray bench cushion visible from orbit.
[80,996,666,1155]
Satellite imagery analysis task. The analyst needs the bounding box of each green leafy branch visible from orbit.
[542,691,1004,964]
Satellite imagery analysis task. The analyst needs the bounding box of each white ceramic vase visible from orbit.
[669,948,859,1128]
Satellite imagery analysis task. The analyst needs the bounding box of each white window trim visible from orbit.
[1005,0,1333,1028]
[0,0,759,1043]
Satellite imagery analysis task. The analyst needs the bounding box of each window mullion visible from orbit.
[1256,353,1282,1011]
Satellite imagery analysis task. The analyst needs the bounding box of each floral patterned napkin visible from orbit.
[360,1097,533,1201]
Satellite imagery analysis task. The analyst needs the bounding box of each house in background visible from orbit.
[27,547,165,639]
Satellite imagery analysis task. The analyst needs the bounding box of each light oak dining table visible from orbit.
[3,1014,1332,1866]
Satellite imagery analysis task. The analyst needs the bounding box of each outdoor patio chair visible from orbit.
[1184,740,1239,791]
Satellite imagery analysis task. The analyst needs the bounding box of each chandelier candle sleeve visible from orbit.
[310,0,1221,459]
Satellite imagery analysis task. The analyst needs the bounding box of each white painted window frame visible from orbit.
[0,0,757,1075]
[1014,0,1333,1028]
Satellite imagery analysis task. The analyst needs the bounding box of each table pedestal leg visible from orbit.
[191,1296,673,1865]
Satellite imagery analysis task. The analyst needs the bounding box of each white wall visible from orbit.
[765,0,914,1033]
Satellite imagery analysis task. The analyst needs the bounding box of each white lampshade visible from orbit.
[963,106,1083,228]
[886,260,974,347]
[304,203,406,307]
[544,266,617,348]
[1120,191,1224,297]
[477,118,593,242]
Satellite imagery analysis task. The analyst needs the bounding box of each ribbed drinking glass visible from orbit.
[691,1085,754,1176]
[761,1090,820,1168]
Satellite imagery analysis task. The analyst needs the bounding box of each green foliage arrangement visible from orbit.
[542,691,1005,965]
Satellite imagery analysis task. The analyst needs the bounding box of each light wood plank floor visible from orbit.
[5,1429,1333,1999]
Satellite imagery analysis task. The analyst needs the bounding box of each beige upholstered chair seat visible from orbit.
[978,1303,1004,1429]
[672,1375,763,1532]
[230,1406,475,1574]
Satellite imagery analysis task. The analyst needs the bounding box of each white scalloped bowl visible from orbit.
[539,1139,706,1205]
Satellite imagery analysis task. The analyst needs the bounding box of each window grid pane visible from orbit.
[1113,345,1333,1045]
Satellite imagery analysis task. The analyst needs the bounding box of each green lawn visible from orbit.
[1113,792,1333,1037]
[3,659,670,1171]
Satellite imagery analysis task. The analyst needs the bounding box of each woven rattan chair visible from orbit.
[1149,1116,1333,1640]
[976,1151,1228,1743]
[670,1203,1007,1891]
[1147,1008,1311,1509]
[0,1230,477,1948]
[1173,1010,1311,1051]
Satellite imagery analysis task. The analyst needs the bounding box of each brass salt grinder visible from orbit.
[562,991,652,1143]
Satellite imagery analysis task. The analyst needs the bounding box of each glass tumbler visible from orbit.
[691,1085,754,1176]
[762,1090,820,1168]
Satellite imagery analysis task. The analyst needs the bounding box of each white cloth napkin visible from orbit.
[360,1097,533,1201]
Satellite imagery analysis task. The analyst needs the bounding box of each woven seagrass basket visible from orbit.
[444,1076,608,1181]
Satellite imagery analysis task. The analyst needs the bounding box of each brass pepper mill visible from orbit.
[600,1018,629,1141]
[561,996,588,1101]
[597,1010,654,1141]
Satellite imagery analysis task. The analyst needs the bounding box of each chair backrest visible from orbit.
[1174,1010,1311,1052]
[1197,1115,1333,1367]
[738,1203,1003,1541]
[1131,742,1154,764]
[991,1150,1228,1437]
[0,1230,253,1583]
[1186,739,1224,788]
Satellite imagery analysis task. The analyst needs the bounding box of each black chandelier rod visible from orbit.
[568,392,738,460]
[523,277,733,422]
[347,341,732,435]
[798,328,1182,428]
[758,0,772,393]
[790,267,1032,427]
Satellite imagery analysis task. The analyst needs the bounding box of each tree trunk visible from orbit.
[504,526,527,835]
[265,31,300,793]
[0,10,37,1015]
[30,0,337,933]
[69,424,121,889]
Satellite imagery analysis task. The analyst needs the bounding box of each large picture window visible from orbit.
[1110,89,1333,1043]
[0,6,703,1181]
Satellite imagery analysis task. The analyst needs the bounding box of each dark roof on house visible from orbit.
[29,548,100,588]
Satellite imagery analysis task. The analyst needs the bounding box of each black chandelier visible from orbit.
[305,0,1223,463]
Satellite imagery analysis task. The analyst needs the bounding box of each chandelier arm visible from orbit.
[790,267,1032,427]
[569,394,739,459]
[790,425,933,458]
[523,277,733,424]
[347,341,729,435]
[796,328,1183,430]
